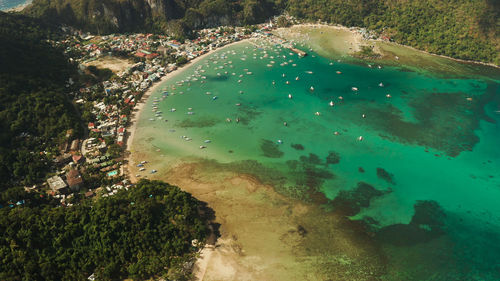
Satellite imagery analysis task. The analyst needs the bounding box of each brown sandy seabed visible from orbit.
[128,147,386,281]
[125,26,499,281]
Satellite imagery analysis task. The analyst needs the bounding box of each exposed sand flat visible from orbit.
[276,24,499,79]
[128,159,386,280]
[274,24,365,57]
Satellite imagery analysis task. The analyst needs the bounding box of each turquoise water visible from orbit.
[0,0,29,10]
[139,40,500,279]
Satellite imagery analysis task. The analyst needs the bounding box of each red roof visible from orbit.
[118,127,125,133]
[88,122,95,129]
[72,155,83,163]
[145,53,159,59]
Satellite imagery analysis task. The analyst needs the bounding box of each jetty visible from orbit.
[289,47,307,57]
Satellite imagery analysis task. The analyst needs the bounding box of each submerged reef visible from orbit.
[376,167,395,184]
[352,83,498,156]
[375,200,446,246]
[330,182,389,216]
[176,116,219,128]
[325,151,341,165]
[260,139,284,158]
[237,105,262,126]
[291,143,305,150]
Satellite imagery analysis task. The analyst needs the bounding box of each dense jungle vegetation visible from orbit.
[21,0,500,64]
[0,180,208,280]
[0,12,81,194]
[0,15,209,280]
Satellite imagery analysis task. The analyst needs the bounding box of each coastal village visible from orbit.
[9,12,388,208]
[26,16,301,207]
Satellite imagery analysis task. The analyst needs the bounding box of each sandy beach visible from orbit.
[274,24,365,57]
[125,39,249,181]
[3,0,32,12]
[276,24,499,79]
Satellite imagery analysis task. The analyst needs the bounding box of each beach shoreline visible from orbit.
[124,39,249,182]
[123,25,500,280]
[3,0,32,12]
[279,23,499,69]
[275,24,500,80]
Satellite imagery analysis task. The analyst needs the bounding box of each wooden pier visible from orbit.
[289,47,307,57]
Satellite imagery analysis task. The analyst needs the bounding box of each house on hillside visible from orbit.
[47,176,68,194]
[66,169,83,192]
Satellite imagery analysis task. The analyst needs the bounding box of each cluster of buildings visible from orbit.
[39,26,254,204]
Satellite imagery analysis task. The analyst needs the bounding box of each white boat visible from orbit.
[379,82,384,87]
[199,146,207,149]
[329,101,334,106]
[288,94,293,99]
[386,94,392,98]
[314,112,321,116]
[295,76,300,81]
[310,86,314,91]
[352,87,358,91]
[151,170,157,174]
[139,167,146,171]
[358,136,363,141]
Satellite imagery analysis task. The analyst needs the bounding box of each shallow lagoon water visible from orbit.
[136,40,500,279]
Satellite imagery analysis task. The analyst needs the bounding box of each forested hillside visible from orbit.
[286,0,500,64]
[0,12,81,193]
[22,0,500,64]
[0,180,209,280]
[23,0,278,35]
